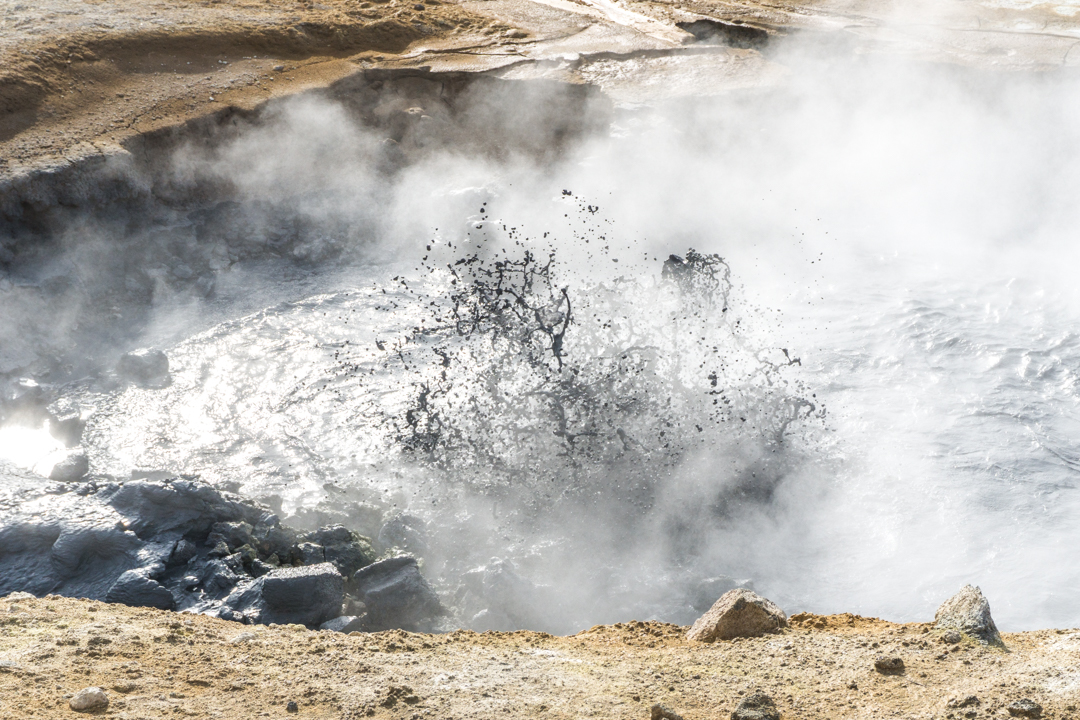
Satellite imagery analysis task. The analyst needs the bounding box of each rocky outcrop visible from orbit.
[0,475,439,631]
[687,589,786,642]
[935,585,1002,645]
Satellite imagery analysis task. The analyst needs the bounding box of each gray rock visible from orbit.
[297,541,325,565]
[1,478,259,603]
[0,476,425,631]
[350,556,442,631]
[303,525,376,578]
[106,568,175,610]
[169,539,197,566]
[934,585,1002,645]
[49,449,89,483]
[731,691,779,720]
[320,615,365,633]
[687,589,787,642]
[117,348,170,387]
[1007,699,1042,718]
[70,687,109,712]
[223,562,344,627]
[207,521,254,552]
[873,655,904,674]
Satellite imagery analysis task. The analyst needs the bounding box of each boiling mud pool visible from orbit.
[18,58,1080,632]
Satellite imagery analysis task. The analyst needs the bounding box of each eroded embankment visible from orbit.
[0,595,1075,719]
[0,0,519,168]
[0,68,610,380]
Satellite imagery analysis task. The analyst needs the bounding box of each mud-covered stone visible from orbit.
[687,589,787,642]
[303,525,376,578]
[223,562,344,627]
[106,567,175,610]
[49,449,89,482]
[935,585,1002,645]
[351,556,442,631]
[207,521,254,552]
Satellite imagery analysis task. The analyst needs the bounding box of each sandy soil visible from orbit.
[1,594,1078,719]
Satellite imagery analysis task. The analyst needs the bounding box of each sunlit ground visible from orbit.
[0,423,67,477]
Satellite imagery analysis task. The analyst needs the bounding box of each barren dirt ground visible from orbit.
[2,594,1079,720]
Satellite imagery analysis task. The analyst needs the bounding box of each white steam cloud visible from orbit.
[4,35,1080,632]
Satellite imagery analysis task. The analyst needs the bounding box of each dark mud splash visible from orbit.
[318,223,826,629]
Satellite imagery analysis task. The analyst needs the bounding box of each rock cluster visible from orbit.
[0,476,443,631]
[687,589,787,642]
[935,585,1002,645]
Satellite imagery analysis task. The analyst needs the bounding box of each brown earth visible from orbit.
[4,0,1080,183]
[0,0,516,175]
[2,594,1079,719]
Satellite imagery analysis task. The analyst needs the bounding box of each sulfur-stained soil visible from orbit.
[1,594,1078,719]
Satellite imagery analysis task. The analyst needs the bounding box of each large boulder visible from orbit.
[934,585,1002,645]
[351,556,442,631]
[687,588,786,642]
[223,562,344,627]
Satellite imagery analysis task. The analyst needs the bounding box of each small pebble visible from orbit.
[287,700,299,713]
[1007,699,1042,718]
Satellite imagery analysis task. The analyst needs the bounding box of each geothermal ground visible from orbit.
[4,0,1080,179]
[6,0,1080,718]
[3,593,1077,720]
